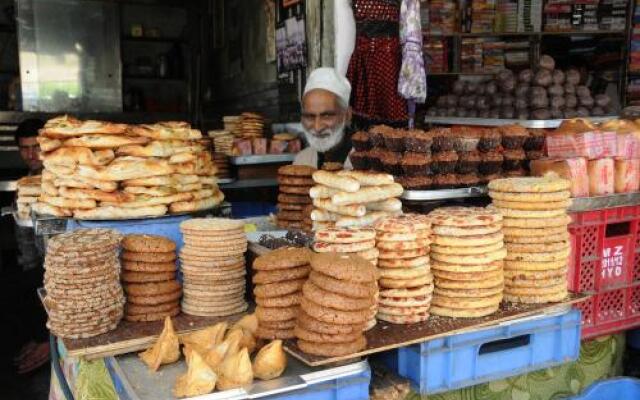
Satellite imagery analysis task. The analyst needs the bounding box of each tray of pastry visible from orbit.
[108,351,369,400]
[229,154,296,165]
[568,192,640,212]
[423,116,615,128]
[401,186,488,201]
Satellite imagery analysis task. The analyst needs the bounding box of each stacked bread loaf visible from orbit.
[313,227,379,329]
[429,207,506,318]
[179,218,248,316]
[121,234,182,322]
[488,177,571,303]
[374,214,433,324]
[34,116,223,220]
[253,247,312,340]
[16,175,41,220]
[295,253,378,357]
[310,170,404,231]
[276,165,316,230]
[43,228,124,338]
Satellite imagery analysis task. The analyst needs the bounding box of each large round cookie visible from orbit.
[122,234,176,253]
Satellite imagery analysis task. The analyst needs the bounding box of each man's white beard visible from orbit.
[302,121,346,153]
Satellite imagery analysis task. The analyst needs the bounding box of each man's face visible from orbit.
[301,89,348,153]
[18,136,42,172]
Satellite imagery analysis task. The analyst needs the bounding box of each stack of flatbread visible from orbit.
[33,116,223,220]
[429,207,506,318]
[212,153,231,180]
[240,112,264,139]
[374,214,432,324]
[16,175,41,220]
[488,177,571,304]
[276,165,316,230]
[208,130,234,155]
[313,227,379,330]
[223,116,242,137]
[309,170,404,231]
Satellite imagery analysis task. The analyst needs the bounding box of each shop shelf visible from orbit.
[65,214,193,249]
[106,355,371,400]
[376,309,581,395]
[569,378,640,399]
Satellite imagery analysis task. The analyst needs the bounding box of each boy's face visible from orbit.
[18,136,42,172]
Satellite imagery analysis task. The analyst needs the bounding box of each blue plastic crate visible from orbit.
[267,367,371,400]
[378,309,581,394]
[66,214,191,249]
[569,378,640,399]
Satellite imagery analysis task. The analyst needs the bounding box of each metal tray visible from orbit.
[423,116,615,128]
[401,186,488,201]
[569,192,640,212]
[109,352,368,400]
[229,154,295,165]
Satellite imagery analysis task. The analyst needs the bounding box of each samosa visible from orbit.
[139,316,180,372]
[181,322,228,354]
[227,327,256,354]
[204,331,242,371]
[173,347,217,398]
[217,348,254,390]
[252,340,287,380]
[232,313,258,335]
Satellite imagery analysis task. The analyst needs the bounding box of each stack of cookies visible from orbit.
[43,228,124,339]
[429,207,506,318]
[296,253,378,357]
[313,227,379,329]
[374,214,433,324]
[488,177,571,304]
[179,218,248,316]
[302,204,314,232]
[310,170,404,231]
[276,165,316,230]
[252,247,312,339]
[121,234,182,322]
[240,112,265,138]
[208,130,234,155]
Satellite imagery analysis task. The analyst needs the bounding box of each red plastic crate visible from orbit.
[577,283,640,339]
[568,206,640,292]
[569,205,640,339]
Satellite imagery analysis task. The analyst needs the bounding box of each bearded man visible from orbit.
[294,68,354,169]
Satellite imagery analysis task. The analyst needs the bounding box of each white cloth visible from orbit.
[304,67,352,105]
[334,0,356,77]
[293,147,353,170]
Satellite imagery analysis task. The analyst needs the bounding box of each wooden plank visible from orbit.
[39,288,248,360]
[284,294,588,367]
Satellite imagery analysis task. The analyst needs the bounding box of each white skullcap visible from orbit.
[304,67,351,105]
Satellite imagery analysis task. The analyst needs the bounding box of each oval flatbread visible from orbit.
[488,177,571,193]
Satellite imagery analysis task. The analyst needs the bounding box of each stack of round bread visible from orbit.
[208,129,234,155]
[276,165,316,230]
[488,177,571,303]
[313,227,380,329]
[295,253,378,357]
[223,116,242,137]
[16,175,41,220]
[34,116,223,220]
[302,204,314,232]
[240,112,265,138]
[43,228,124,338]
[179,218,248,316]
[212,153,231,180]
[309,170,404,231]
[374,214,433,324]
[121,234,182,322]
[429,207,506,318]
[253,247,312,339]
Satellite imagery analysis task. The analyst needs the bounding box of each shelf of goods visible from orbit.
[229,154,296,166]
[423,116,616,128]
